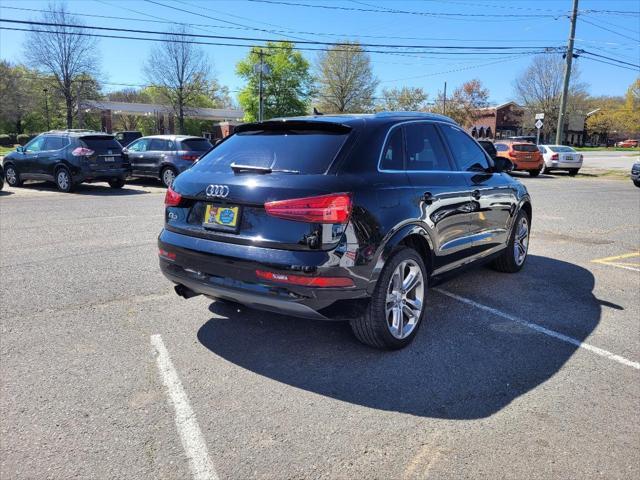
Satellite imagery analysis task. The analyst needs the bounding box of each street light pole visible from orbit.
[258,49,264,122]
[43,88,50,131]
[555,0,579,145]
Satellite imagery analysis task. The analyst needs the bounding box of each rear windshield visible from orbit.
[191,130,349,175]
[513,144,539,152]
[549,146,576,153]
[80,136,122,151]
[181,138,213,152]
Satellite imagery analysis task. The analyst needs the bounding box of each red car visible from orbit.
[615,139,639,148]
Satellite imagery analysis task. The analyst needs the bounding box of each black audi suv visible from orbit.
[3,130,129,192]
[158,112,532,349]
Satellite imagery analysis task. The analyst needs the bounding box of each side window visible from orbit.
[149,139,167,151]
[43,136,67,151]
[380,127,404,170]
[25,136,46,153]
[166,140,176,150]
[440,125,490,171]
[404,123,451,171]
[538,146,547,154]
[128,139,149,152]
[494,143,509,152]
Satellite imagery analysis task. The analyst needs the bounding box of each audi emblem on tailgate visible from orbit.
[206,184,229,197]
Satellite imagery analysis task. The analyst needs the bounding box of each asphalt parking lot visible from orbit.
[1,169,639,479]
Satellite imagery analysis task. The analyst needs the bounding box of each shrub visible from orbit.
[17,134,35,145]
[0,134,12,147]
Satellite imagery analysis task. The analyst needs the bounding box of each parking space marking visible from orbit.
[434,289,640,370]
[592,251,640,273]
[151,334,219,480]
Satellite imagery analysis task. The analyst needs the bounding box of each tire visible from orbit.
[108,178,125,189]
[541,164,551,175]
[633,179,640,188]
[568,168,579,176]
[350,247,428,350]
[161,167,178,188]
[55,167,74,192]
[491,210,530,273]
[4,165,22,187]
[529,169,541,177]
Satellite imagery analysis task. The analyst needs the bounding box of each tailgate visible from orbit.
[80,136,126,169]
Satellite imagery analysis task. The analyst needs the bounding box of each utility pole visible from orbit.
[43,88,50,131]
[555,0,579,145]
[77,78,86,129]
[443,81,447,115]
[258,49,264,122]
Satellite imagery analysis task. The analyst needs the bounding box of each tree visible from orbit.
[24,2,100,129]
[378,87,429,112]
[315,42,378,113]
[0,62,36,134]
[236,42,313,122]
[621,78,640,136]
[433,79,490,126]
[145,26,210,134]
[513,54,588,141]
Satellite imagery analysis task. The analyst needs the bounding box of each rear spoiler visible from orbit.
[235,120,352,134]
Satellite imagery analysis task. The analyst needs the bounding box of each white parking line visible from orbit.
[151,334,219,480]
[434,289,640,370]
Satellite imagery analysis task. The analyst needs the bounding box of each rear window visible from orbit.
[80,136,122,151]
[181,138,213,152]
[191,130,348,175]
[495,143,509,152]
[513,144,539,152]
[549,146,576,153]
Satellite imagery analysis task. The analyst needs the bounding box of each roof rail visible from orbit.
[374,111,457,124]
[46,129,99,133]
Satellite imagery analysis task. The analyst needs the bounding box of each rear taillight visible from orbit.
[164,186,182,206]
[158,248,176,260]
[551,153,559,160]
[264,193,352,224]
[180,154,199,161]
[72,147,94,157]
[256,270,354,288]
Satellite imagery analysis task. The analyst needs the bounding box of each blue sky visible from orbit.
[1,0,638,105]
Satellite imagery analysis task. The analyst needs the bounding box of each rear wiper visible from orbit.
[230,163,299,174]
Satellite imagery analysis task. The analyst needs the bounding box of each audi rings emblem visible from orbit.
[206,184,230,197]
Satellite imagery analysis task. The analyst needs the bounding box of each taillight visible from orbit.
[164,186,182,206]
[72,147,94,157]
[158,248,176,260]
[264,193,352,224]
[551,153,559,160]
[256,269,354,288]
[180,154,199,161]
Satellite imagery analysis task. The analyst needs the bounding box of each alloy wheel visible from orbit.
[162,169,176,187]
[385,259,425,339]
[514,216,529,266]
[5,167,17,185]
[57,170,70,190]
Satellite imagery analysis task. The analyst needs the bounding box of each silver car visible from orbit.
[631,162,640,188]
[538,145,583,176]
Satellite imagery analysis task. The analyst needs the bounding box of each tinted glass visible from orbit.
[549,146,576,153]
[440,125,490,171]
[380,128,404,170]
[25,136,46,152]
[478,140,497,156]
[494,143,509,152]
[192,130,348,175]
[513,144,539,152]
[80,136,122,152]
[404,123,451,171]
[181,138,212,152]
[127,139,149,152]
[43,136,68,150]
[149,139,171,151]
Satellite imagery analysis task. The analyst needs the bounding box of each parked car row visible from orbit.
[1,130,213,192]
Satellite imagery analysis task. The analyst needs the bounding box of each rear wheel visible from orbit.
[491,210,530,273]
[161,167,177,188]
[109,178,125,189]
[633,179,640,188]
[55,167,74,192]
[4,165,22,187]
[568,168,579,176]
[529,169,541,177]
[350,247,427,350]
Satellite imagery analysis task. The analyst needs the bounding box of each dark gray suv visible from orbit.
[123,135,213,187]
[2,130,129,192]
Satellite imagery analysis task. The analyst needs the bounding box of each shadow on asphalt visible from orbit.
[0,190,14,196]
[197,255,599,420]
[15,181,151,196]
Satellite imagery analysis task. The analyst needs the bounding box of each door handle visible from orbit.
[423,192,435,204]
[472,190,481,200]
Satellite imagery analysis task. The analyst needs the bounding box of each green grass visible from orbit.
[574,147,639,152]
[0,146,16,156]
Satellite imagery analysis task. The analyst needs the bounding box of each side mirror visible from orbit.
[493,157,514,173]
[16,146,25,153]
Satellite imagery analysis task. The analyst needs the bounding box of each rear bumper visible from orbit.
[75,166,130,182]
[158,229,369,320]
[513,160,543,171]
[545,160,583,169]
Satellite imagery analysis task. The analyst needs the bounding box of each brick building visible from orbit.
[467,101,524,140]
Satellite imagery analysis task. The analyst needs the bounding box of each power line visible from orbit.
[580,55,640,71]
[578,50,640,69]
[0,18,561,53]
[579,17,640,42]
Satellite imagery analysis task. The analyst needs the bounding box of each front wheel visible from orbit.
[161,167,177,188]
[55,167,74,192]
[350,247,427,350]
[4,165,22,187]
[108,178,125,189]
[491,210,530,273]
[568,168,579,176]
[633,179,640,188]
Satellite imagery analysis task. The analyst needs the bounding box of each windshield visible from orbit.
[191,130,349,175]
[549,146,576,153]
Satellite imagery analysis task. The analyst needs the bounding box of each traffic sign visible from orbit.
[535,113,545,120]
[535,119,544,129]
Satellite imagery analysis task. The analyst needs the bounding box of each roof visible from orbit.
[45,129,111,137]
[80,100,244,121]
[476,101,522,111]
[142,135,204,141]
[265,111,458,128]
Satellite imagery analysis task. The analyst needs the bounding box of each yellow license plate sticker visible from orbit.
[204,205,239,228]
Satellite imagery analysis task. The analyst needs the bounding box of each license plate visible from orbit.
[203,204,240,230]
[104,156,115,162]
